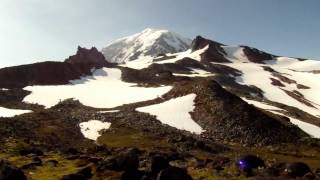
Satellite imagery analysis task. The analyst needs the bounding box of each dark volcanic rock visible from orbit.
[65,46,109,73]
[0,61,83,88]
[270,78,285,87]
[61,167,92,180]
[19,147,44,156]
[241,46,274,63]
[157,166,192,180]
[121,64,190,84]
[191,36,229,63]
[151,156,170,175]
[97,148,140,172]
[0,160,27,180]
[0,46,109,89]
[285,162,311,178]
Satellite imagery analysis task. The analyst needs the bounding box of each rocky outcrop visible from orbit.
[191,36,229,63]
[0,46,109,88]
[241,46,274,63]
[0,61,83,88]
[65,46,109,72]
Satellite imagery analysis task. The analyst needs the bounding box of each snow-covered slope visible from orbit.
[101,28,192,63]
[0,107,32,117]
[113,35,320,137]
[23,68,172,108]
[137,94,204,134]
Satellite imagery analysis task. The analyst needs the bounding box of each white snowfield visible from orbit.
[271,111,320,138]
[136,94,204,134]
[123,44,320,119]
[222,46,248,62]
[122,45,209,70]
[241,98,282,111]
[23,68,172,108]
[79,120,111,141]
[126,42,319,137]
[242,95,320,138]
[211,46,320,117]
[102,28,192,63]
[0,107,32,118]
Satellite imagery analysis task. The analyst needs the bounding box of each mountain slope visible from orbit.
[101,28,192,63]
[0,46,109,89]
[119,35,320,138]
[0,29,320,179]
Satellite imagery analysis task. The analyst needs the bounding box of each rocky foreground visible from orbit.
[0,86,319,180]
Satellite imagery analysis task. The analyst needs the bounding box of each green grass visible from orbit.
[97,126,170,150]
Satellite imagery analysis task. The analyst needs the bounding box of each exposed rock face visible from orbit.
[241,46,274,63]
[191,36,229,63]
[65,46,108,70]
[0,62,83,88]
[0,46,109,88]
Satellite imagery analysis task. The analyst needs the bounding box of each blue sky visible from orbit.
[0,0,319,67]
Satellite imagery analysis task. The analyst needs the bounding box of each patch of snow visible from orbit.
[23,68,172,108]
[120,56,154,70]
[241,98,282,111]
[123,45,209,70]
[155,45,209,64]
[265,57,320,72]
[136,94,204,134]
[99,110,120,113]
[263,58,320,112]
[217,61,320,117]
[270,111,320,138]
[0,107,32,117]
[173,68,214,77]
[79,120,111,141]
[241,98,320,138]
[222,46,249,62]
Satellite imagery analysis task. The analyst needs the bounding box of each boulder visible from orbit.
[151,155,170,175]
[285,162,311,178]
[236,155,265,177]
[20,157,42,170]
[19,147,44,156]
[157,166,192,180]
[0,160,27,180]
[97,148,139,172]
[61,166,92,180]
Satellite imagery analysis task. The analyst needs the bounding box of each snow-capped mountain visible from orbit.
[101,28,192,63]
[1,29,320,179]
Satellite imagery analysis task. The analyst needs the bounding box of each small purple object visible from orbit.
[238,160,246,169]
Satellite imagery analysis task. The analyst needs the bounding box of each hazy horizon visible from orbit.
[1,0,319,68]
